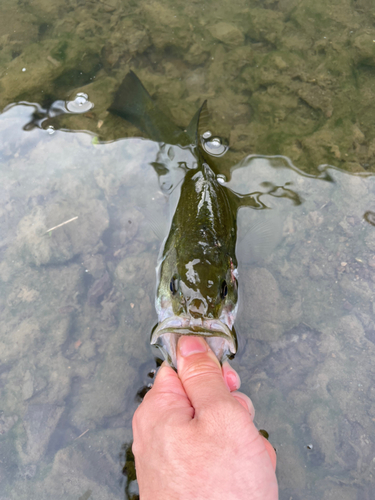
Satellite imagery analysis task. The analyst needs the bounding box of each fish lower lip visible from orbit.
[151,316,237,368]
[151,316,233,340]
[190,317,203,327]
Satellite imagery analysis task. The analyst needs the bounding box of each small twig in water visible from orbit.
[74,429,89,441]
[43,216,78,235]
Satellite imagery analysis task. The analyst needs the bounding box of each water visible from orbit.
[0,0,375,498]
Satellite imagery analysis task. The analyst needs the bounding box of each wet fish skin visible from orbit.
[109,72,240,366]
[155,161,238,329]
[151,149,239,366]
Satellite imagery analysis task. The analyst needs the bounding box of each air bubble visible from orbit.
[66,92,93,113]
[46,126,55,135]
[202,136,228,157]
[217,174,226,184]
[202,131,212,139]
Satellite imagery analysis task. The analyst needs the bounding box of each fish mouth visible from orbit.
[151,315,237,368]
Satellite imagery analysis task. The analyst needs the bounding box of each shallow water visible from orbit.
[1,0,375,499]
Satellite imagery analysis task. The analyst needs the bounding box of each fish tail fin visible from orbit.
[108,71,153,127]
[108,71,187,144]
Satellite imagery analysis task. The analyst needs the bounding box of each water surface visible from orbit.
[0,0,375,499]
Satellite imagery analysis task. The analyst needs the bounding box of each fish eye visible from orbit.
[170,276,179,295]
[220,280,228,299]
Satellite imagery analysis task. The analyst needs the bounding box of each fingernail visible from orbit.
[178,336,208,357]
[225,371,239,391]
[222,361,241,392]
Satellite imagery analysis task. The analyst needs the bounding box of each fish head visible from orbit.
[152,247,238,367]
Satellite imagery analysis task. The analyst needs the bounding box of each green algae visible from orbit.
[0,0,374,173]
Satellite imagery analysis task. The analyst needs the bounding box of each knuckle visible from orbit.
[131,437,142,458]
[181,357,222,383]
[132,403,148,434]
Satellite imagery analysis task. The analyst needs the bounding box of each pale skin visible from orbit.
[132,336,278,500]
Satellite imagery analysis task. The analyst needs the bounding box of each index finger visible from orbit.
[134,362,193,430]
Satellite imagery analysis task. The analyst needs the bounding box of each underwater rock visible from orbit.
[22,370,34,401]
[336,314,366,347]
[0,33,102,110]
[16,352,72,410]
[52,445,117,487]
[70,343,139,428]
[82,253,106,280]
[0,412,19,435]
[258,324,323,391]
[244,8,285,45]
[87,271,112,307]
[238,267,298,341]
[15,197,109,266]
[17,464,37,480]
[6,285,40,309]
[113,254,155,337]
[307,406,338,466]
[208,22,244,46]
[321,485,360,500]
[353,33,375,66]
[271,425,307,493]
[340,275,373,306]
[94,168,121,199]
[22,404,64,464]
[21,429,128,500]
[142,1,190,51]
[298,84,333,118]
[183,43,210,65]
[70,254,154,427]
[79,340,97,361]
[0,318,42,363]
[110,208,140,251]
[114,253,154,301]
[116,18,150,55]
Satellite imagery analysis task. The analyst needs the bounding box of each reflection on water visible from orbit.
[1,103,375,499]
[1,0,375,498]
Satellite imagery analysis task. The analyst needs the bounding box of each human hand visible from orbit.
[132,336,278,500]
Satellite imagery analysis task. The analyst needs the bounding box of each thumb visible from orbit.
[176,336,232,416]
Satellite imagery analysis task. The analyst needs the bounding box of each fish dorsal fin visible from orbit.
[185,100,208,145]
[197,101,210,139]
[189,101,233,176]
[108,71,189,145]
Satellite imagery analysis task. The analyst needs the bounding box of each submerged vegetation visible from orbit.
[1,0,375,173]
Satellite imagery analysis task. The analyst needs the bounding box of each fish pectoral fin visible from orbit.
[108,71,188,145]
[228,189,269,210]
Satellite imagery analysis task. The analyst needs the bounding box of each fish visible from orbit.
[108,72,267,367]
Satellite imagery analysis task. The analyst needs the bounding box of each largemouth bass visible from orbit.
[109,72,265,367]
